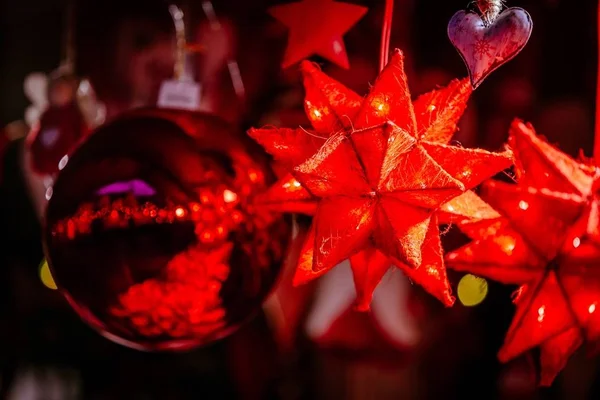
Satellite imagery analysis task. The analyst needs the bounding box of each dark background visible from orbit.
[1,0,600,399]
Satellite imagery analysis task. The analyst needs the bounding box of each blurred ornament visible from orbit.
[249,49,512,309]
[43,109,290,351]
[448,3,532,88]
[447,120,600,385]
[497,356,538,399]
[267,0,368,69]
[24,0,106,179]
[305,260,421,349]
[25,66,107,178]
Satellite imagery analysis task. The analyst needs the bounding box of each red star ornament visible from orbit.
[249,50,513,308]
[447,120,600,386]
[268,0,368,69]
[249,57,497,308]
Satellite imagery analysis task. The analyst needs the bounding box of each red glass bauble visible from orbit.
[43,108,291,351]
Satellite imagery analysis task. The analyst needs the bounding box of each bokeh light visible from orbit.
[39,258,57,290]
[457,274,488,307]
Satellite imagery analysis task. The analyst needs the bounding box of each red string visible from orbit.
[379,0,394,72]
[595,0,600,161]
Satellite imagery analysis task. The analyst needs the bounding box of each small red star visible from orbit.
[249,50,512,308]
[268,0,368,69]
[447,120,600,386]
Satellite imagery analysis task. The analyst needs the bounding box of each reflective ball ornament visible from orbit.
[43,109,290,351]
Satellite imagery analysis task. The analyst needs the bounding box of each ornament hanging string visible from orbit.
[169,5,188,81]
[595,0,600,161]
[201,1,245,99]
[168,2,245,100]
[64,0,74,68]
[58,0,76,74]
[379,0,394,71]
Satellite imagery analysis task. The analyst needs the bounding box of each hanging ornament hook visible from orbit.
[476,0,504,26]
[169,4,189,81]
[200,1,245,100]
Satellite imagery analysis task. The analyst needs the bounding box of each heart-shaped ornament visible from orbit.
[448,7,533,89]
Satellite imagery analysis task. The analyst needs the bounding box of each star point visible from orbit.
[447,119,600,385]
[268,0,368,69]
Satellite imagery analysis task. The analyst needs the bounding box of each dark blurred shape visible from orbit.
[536,99,593,158]
[44,109,290,351]
[75,0,175,117]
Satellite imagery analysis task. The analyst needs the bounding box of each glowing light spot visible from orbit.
[589,303,597,314]
[312,109,322,119]
[248,170,259,182]
[201,230,214,242]
[223,189,238,204]
[370,96,390,116]
[332,40,343,54]
[175,207,186,218]
[458,274,488,307]
[78,79,91,95]
[537,306,545,322]
[446,204,455,212]
[426,266,440,278]
[519,200,529,210]
[292,180,301,188]
[501,238,516,254]
[573,237,581,248]
[427,104,436,112]
[231,211,243,223]
[39,259,57,290]
[191,203,201,212]
[58,155,69,170]
[200,193,211,204]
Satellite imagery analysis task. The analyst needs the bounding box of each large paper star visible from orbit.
[268,0,368,69]
[249,50,512,308]
[447,120,600,386]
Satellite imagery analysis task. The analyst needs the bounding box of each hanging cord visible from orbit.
[169,4,188,81]
[63,0,75,70]
[51,0,76,78]
[200,1,245,100]
[379,0,394,72]
[595,0,600,162]
[168,2,245,101]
